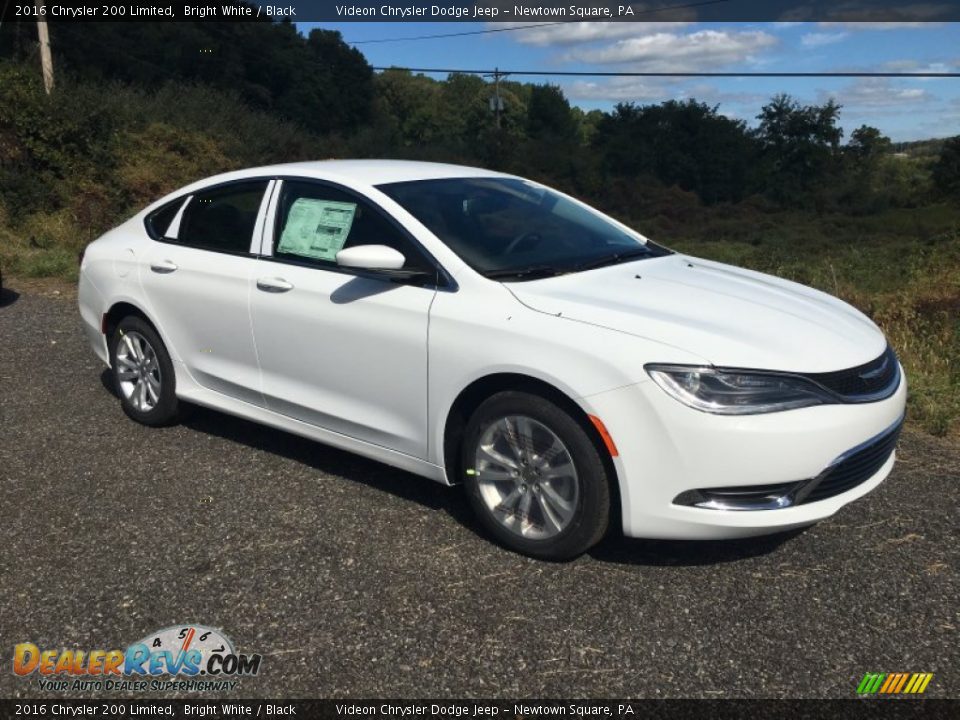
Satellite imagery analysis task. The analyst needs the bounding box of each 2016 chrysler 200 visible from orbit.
[78,161,906,559]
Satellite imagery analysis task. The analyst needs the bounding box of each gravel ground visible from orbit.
[1,282,957,699]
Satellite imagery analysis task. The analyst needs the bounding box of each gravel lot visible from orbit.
[1,282,957,699]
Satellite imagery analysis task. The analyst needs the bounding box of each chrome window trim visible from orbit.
[250,179,277,256]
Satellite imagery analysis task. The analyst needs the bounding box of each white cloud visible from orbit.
[565,77,669,102]
[801,32,848,47]
[490,22,690,47]
[819,78,935,108]
[564,30,778,71]
[679,83,769,107]
[563,79,768,109]
[882,59,955,73]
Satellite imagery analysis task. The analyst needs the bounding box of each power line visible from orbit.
[373,67,960,77]
[347,0,732,45]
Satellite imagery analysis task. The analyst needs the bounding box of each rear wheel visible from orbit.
[109,316,180,426]
[461,391,611,560]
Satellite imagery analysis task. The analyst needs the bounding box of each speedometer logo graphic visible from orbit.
[133,625,235,675]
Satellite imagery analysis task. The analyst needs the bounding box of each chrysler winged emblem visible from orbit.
[859,356,889,381]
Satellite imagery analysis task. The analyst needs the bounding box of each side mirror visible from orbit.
[336,245,406,271]
[335,244,432,282]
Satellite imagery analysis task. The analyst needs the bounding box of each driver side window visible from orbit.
[273,180,430,272]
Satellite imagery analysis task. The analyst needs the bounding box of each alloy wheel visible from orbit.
[474,415,580,540]
[115,331,162,412]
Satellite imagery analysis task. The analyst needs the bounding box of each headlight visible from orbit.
[645,365,836,415]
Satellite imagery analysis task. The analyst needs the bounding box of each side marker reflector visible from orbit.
[100,313,108,335]
[588,415,619,457]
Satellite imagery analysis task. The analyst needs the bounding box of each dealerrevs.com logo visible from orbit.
[13,625,262,692]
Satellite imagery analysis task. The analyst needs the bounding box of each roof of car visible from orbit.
[140,160,514,217]
[208,159,509,188]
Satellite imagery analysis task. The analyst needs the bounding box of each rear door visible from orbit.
[140,179,273,406]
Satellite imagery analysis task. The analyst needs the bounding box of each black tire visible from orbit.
[109,315,181,427]
[461,391,611,561]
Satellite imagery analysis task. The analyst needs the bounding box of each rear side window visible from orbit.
[144,198,185,240]
[176,181,268,254]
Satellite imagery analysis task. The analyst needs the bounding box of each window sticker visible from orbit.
[277,198,357,261]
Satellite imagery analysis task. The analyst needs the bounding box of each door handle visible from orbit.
[256,277,294,293]
[150,260,178,274]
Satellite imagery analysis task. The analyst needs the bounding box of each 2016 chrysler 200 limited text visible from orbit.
[79,161,906,559]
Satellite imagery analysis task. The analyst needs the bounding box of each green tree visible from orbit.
[575,108,604,145]
[839,125,895,211]
[847,125,892,164]
[592,99,756,204]
[375,69,445,146]
[526,84,577,141]
[20,20,374,136]
[439,73,491,145]
[932,136,960,197]
[755,94,843,206]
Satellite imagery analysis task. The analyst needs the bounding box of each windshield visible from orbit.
[377,177,671,280]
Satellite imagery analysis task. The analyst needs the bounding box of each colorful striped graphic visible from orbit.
[857,672,933,695]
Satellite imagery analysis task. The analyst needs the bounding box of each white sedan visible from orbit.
[78,161,906,559]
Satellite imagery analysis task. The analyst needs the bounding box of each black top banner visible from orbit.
[4,0,960,23]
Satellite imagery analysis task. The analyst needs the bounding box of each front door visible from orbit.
[250,179,439,458]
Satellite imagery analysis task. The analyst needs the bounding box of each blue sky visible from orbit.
[298,21,960,142]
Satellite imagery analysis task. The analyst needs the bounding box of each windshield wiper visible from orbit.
[484,265,568,281]
[485,248,654,281]
[575,248,653,272]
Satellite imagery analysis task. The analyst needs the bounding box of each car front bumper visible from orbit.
[581,366,908,540]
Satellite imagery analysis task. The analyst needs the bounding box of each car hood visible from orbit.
[505,254,887,373]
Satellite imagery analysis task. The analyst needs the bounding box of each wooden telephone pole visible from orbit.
[485,67,508,129]
[36,0,54,94]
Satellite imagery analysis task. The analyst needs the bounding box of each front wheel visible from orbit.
[461,391,611,560]
[109,316,181,426]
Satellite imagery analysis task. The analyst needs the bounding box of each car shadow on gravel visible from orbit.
[589,526,808,567]
[180,400,477,529]
[100,369,120,398]
[0,285,20,307]
[98,368,804,566]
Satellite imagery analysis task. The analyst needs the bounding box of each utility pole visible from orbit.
[36,0,54,94]
[485,67,508,129]
[494,67,502,129]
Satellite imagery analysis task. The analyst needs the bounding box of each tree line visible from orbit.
[2,19,959,213]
